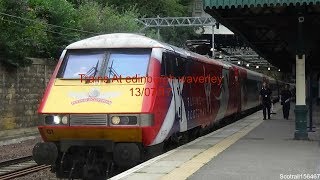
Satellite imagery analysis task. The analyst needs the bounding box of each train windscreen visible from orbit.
[105,52,150,78]
[60,52,105,78]
[57,49,151,79]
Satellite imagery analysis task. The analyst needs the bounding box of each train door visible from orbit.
[239,68,248,111]
[214,67,230,121]
[162,52,188,133]
[234,67,241,113]
[173,55,188,132]
[227,67,240,115]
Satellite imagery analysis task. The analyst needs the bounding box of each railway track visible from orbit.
[0,156,50,180]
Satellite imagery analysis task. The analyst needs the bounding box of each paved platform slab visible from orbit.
[189,103,320,180]
[110,103,320,180]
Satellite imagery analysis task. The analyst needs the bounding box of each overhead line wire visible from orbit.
[0,18,80,38]
[0,11,100,35]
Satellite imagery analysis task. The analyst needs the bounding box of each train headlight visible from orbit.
[53,116,61,124]
[110,115,138,125]
[44,115,69,125]
[61,116,68,125]
[111,116,121,125]
[44,116,54,125]
[120,116,130,125]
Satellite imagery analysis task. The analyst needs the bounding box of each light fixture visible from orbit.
[268,67,271,71]
[53,116,61,124]
[246,64,249,67]
[111,116,121,125]
[278,69,280,71]
[120,116,130,125]
[219,55,222,58]
[256,65,259,69]
[61,116,68,125]
[238,61,241,65]
[44,116,54,125]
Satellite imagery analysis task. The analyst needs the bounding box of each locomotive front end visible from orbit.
[32,34,166,179]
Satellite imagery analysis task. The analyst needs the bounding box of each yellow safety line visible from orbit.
[160,119,264,180]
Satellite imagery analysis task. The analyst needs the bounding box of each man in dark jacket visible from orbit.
[280,84,292,119]
[260,82,272,120]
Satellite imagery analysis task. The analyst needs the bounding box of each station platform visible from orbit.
[111,103,320,180]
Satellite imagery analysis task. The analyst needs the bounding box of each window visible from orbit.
[162,52,175,76]
[105,52,150,78]
[57,49,151,79]
[60,52,105,78]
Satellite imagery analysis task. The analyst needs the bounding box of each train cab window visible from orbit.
[59,52,106,78]
[160,53,167,76]
[105,51,150,78]
[162,52,175,76]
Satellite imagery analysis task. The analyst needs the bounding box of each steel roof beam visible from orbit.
[136,16,216,27]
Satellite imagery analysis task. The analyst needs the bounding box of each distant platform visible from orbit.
[0,127,39,146]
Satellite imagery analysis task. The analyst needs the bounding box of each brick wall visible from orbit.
[0,58,56,130]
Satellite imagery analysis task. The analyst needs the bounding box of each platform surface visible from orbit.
[111,103,320,180]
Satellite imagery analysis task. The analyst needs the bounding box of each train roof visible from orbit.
[66,33,168,50]
[66,33,226,67]
[65,33,278,82]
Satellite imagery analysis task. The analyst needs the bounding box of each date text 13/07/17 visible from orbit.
[129,88,172,97]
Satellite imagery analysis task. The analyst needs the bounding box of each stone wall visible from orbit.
[0,58,56,130]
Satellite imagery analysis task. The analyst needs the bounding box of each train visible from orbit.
[32,33,287,179]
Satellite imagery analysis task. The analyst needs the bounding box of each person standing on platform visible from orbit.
[260,82,272,120]
[280,84,292,119]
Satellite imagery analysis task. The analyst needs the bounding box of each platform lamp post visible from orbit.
[212,23,219,58]
[212,25,215,58]
[294,15,309,140]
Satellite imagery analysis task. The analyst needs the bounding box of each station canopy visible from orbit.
[203,0,320,73]
[203,0,320,8]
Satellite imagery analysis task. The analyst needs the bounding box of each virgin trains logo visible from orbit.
[68,88,120,105]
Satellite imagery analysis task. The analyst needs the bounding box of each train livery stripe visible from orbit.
[141,51,169,145]
[38,126,142,142]
[150,94,175,145]
[171,79,188,132]
[214,68,230,121]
